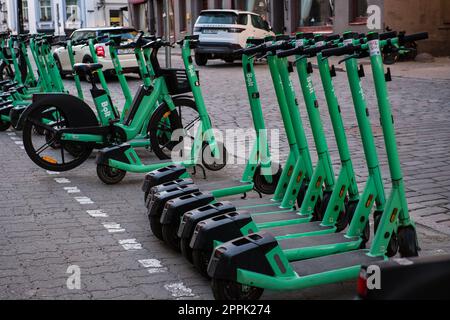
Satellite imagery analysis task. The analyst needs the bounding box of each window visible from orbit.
[65,0,79,23]
[179,0,187,31]
[237,14,248,25]
[39,0,52,22]
[251,14,268,30]
[197,12,238,24]
[297,0,334,27]
[350,0,368,23]
[22,0,28,23]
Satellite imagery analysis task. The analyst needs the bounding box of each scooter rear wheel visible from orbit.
[211,279,264,300]
[192,249,212,278]
[96,164,126,185]
[180,238,194,263]
[149,215,164,240]
[253,164,282,195]
[23,105,93,172]
[374,211,399,257]
[162,223,181,251]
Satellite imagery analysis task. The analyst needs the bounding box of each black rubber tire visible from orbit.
[192,249,212,278]
[0,119,10,131]
[54,55,66,79]
[296,181,308,208]
[202,141,227,171]
[336,199,358,232]
[224,58,234,63]
[398,226,419,257]
[149,215,164,240]
[374,211,399,257]
[360,222,371,249]
[22,106,94,172]
[195,53,208,66]
[253,164,282,195]
[148,98,198,160]
[315,191,331,222]
[180,237,194,263]
[162,222,181,251]
[211,279,264,300]
[96,164,126,185]
[0,63,14,81]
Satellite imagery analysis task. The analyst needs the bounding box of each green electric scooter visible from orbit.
[206,31,427,300]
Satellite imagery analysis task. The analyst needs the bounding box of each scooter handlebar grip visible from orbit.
[276,46,301,58]
[380,31,397,40]
[240,44,265,56]
[321,45,357,57]
[400,32,429,44]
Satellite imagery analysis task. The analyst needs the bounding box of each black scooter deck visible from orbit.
[252,210,300,223]
[264,221,331,237]
[291,250,382,276]
[279,233,358,250]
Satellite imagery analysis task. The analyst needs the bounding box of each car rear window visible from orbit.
[97,29,138,43]
[197,12,239,25]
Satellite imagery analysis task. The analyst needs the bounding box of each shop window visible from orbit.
[39,0,52,22]
[179,0,187,31]
[297,0,334,27]
[350,0,368,24]
[22,0,28,23]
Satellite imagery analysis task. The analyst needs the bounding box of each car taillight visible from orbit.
[96,46,105,58]
[228,28,245,33]
[357,268,368,298]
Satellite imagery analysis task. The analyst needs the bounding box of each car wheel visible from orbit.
[195,53,208,66]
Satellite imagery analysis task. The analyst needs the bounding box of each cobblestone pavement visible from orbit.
[1,56,450,300]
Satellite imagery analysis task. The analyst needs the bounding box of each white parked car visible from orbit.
[53,27,140,78]
[193,10,274,65]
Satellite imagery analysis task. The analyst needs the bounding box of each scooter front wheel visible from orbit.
[96,164,126,185]
[202,141,227,171]
[192,249,212,278]
[162,223,181,251]
[180,238,194,263]
[253,164,282,195]
[22,105,94,172]
[211,279,264,300]
[149,215,164,240]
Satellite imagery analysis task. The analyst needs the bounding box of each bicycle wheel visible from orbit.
[148,97,199,160]
[23,104,94,172]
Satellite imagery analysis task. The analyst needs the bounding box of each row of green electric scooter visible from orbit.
[140,30,430,299]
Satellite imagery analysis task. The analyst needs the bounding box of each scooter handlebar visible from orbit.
[321,44,360,57]
[399,32,428,45]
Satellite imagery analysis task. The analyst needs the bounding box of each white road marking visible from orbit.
[164,282,195,298]
[74,196,94,204]
[86,209,108,218]
[63,186,81,194]
[14,141,23,145]
[19,146,24,150]
[46,170,60,175]
[6,132,15,136]
[118,239,142,251]
[10,136,20,140]
[138,259,167,274]
[102,222,125,233]
[54,178,70,184]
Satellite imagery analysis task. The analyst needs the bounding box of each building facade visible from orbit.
[127,0,449,56]
[2,0,130,35]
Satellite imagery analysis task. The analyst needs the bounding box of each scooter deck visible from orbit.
[291,250,382,276]
[196,179,250,191]
[265,221,331,237]
[279,233,358,250]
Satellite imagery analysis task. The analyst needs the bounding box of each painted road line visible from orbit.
[102,222,125,233]
[6,132,16,136]
[138,259,168,274]
[10,136,20,140]
[46,170,60,175]
[54,178,71,184]
[86,210,109,218]
[118,239,142,251]
[63,186,81,194]
[164,282,195,298]
[14,141,23,145]
[74,196,94,205]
